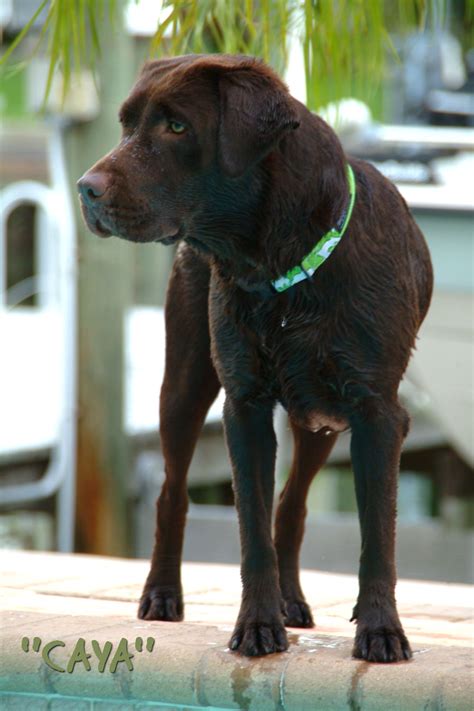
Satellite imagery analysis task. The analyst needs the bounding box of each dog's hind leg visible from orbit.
[274,423,337,628]
[138,246,221,621]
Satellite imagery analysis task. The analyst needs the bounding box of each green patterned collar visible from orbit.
[271,163,356,293]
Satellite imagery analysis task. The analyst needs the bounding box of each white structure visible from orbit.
[0,127,77,551]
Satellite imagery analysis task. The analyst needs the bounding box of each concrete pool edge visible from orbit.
[1,550,472,710]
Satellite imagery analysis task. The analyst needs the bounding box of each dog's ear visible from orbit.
[218,67,300,178]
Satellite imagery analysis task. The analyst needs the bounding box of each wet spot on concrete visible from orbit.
[230,661,252,710]
[289,633,346,650]
[348,661,370,711]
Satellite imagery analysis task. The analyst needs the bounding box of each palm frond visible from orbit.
[0,0,456,113]
[0,0,120,106]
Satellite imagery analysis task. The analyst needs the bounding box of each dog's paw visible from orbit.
[283,598,314,628]
[229,620,288,656]
[138,586,183,622]
[352,624,412,663]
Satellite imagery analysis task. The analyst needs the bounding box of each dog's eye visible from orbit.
[168,120,186,134]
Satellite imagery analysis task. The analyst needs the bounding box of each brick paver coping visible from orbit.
[0,550,472,710]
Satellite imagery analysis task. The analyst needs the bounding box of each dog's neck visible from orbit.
[262,108,349,279]
[186,106,349,292]
[185,168,266,269]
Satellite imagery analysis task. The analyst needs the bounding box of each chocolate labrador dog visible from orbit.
[78,54,433,661]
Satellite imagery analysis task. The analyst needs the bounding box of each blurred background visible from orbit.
[0,0,472,584]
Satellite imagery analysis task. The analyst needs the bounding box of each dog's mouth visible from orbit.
[79,199,114,239]
[94,218,113,238]
[80,198,185,245]
[154,224,185,246]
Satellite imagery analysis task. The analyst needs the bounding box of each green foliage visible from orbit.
[150,0,430,109]
[1,0,466,111]
[0,63,26,117]
[149,0,296,75]
[1,0,118,105]
[301,0,424,110]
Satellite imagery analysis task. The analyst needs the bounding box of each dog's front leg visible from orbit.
[223,396,288,656]
[138,250,220,622]
[350,401,412,663]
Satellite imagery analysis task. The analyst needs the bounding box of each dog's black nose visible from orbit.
[77,172,110,203]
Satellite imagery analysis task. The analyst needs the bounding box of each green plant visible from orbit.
[2,0,472,110]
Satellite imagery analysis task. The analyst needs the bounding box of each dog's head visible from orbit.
[77,54,300,244]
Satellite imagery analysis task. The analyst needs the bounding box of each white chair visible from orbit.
[0,127,77,551]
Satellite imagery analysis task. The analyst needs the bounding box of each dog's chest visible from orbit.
[211,281,355,430]
[244,309,350,431]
